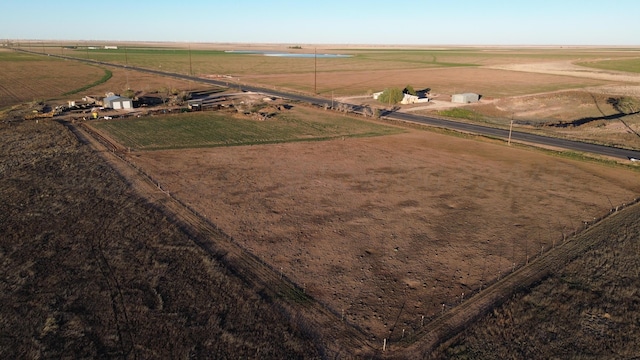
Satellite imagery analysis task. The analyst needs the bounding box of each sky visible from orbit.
[2,0,639,46]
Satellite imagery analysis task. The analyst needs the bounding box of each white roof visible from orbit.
[104,95,131,102]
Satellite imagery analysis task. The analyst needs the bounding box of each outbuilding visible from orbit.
[451,93,480,104]
[103,95,133,109]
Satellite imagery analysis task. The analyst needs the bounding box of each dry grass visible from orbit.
[0,119,322,358]
[442,202,640,359]
[124,108,640,341]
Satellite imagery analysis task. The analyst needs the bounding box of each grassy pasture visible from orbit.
[91,106,403,150]
[578,57,640,73]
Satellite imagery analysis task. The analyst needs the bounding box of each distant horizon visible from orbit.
[5,39,640,49]
[2,0,640,46]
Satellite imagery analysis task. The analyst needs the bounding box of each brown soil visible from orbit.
[127,119,640,341]
[0,119,322,359]
[246,66,607,98]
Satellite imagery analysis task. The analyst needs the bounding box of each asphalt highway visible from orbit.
[27,49,640,161]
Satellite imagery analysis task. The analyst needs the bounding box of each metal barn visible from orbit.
[451,93,480,104]
[103,95,133,109]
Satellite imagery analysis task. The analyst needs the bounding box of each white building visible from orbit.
[373,91,430,104]
[452,93,480,104]
[103,95,133,109]
[401,93,430,105]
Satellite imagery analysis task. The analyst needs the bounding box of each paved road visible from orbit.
[24,49,640,161]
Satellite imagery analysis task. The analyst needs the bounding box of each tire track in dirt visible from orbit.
[63,122,138,358]
[88,238,137,359]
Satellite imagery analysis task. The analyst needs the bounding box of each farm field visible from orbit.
[91,105,640,343]
[4,43,640,150]
[16,42,640,150]
[17,43,640,96]
[0,50,105,109]
[91,106,403,150]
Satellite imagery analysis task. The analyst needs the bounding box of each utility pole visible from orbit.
[508,114,514,145]
[314,47,317,94]
[188,43,193,76]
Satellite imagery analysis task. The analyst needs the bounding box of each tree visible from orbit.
[403,85,416,96]
[377,88,404,105]
[122,89,135,99]
[607,96,638,114]
[158,87,170,106]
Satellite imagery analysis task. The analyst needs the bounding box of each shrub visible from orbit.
[403,85,416,96]
[377,88,404,105]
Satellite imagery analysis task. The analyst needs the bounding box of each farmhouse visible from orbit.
[373,91,430,104]
[452,93,480,104]
[401,93,429,105]
[103,95,133,110]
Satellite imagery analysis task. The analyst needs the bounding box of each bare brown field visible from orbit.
[126,116,640,341]
[0,49,104,108]
[247,66,608,98]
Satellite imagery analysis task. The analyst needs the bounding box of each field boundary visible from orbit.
[68,118,640,356]
[63,68,112,95]
[68,120,375,357]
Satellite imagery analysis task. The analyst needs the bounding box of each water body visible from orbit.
[225,50,352,58]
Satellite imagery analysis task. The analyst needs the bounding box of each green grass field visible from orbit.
[92,106,403,150]
[578,58,640,73]
[0,51,46,62]
[59,46,640,77]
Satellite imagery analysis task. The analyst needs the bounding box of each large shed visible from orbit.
[451,93,480,104]
[103,95,133,109]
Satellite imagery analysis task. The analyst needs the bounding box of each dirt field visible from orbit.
[126,116,640,340]
[0,119,322,359]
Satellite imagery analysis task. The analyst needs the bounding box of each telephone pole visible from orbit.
[508,114,514,145]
